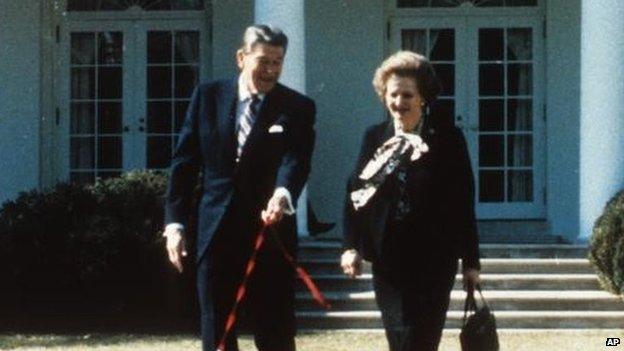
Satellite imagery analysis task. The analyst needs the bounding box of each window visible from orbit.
[67,0,205,11]
[69,32,124,183]
[146,31,200,169]
[477,27,535,203]
[397,0,537,8]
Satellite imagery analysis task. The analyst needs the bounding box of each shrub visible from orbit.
[0,170,196,322]
[0,183,98,296]
[589,189,624,297]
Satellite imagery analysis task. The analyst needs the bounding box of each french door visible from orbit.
[60,18,207,183]
[391,16,545,218]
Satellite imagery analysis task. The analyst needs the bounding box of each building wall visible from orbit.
[0,0,41,203]
[305,0,582,240]
[255,0,306,94]
[0,0,595,244]
[211,0,253,79]
[305,0,386,234]
[39,0,59,190]
[545,0,581,241]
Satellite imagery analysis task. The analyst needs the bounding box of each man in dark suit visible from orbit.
[163,25,315,351]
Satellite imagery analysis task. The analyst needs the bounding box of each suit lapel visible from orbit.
[370,121,395,251]
[380,119,394,144]
[420,113,435,145]
[217,79,238,161]
[356,120,393,175]
[254,85,281,134]
[238,85,282,162]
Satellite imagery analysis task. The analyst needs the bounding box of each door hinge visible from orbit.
[55,25,60,44]
[387,20,391,41]
[542,19,546,38]
[543,186,547,205]
[55,107,60,126]
[543,103,546,122]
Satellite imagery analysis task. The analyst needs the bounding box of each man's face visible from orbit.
[237,43,285,94]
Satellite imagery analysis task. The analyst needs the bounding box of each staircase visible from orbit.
[295,241,624,329]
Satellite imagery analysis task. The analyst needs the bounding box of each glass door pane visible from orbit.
[144,29,200,170]
[400,25,457,128]
[61,18,207,183]
[476,27,534,203]
[391,16,544,219]
[397,0,537,7]
[68,30,124,183]
[468,17,544,218]
[67,0,205,11]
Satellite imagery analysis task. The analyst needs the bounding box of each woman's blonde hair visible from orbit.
[372,51,441,105]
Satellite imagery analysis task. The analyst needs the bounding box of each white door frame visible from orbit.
[390,16,469,121]
[131,18,207,169]
[58,13,208,182]
[466,16,545,218]
[390,14,545,219]
[59,20,134,181]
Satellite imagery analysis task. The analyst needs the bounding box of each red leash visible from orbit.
[216,223,331,351]
[266,226,332,311]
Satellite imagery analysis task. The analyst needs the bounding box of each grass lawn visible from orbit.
[1,329,622,350]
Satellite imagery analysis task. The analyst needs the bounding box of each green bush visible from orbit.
[0,170,195,322]
[589,190,624,297]
[0,183,98,294]
[89,171,168,290]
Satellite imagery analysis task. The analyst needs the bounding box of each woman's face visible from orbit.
[384,74,424,129]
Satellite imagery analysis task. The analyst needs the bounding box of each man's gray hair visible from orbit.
[240,24,288,53]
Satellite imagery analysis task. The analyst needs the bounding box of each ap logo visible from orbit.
[606,338,620,347]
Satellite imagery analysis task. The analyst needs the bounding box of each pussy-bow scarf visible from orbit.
[350,133,429,211]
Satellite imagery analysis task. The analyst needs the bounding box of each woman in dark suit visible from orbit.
[341,51,481,351]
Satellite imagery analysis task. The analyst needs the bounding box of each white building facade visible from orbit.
[1,0,622,243]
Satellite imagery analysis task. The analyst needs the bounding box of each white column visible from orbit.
[254,0,309,236]
[579,0,624,240]
[254,0,306,93]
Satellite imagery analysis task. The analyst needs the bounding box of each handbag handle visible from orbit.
[462,283,489,325]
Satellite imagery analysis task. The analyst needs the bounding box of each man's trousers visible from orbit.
[196,203,297,351]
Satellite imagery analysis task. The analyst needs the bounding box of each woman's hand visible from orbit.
[462,268,481,293]
[341,249,362,278]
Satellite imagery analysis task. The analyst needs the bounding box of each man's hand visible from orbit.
[341,249,362,278]
[463,268,481,293]
[164,226,188,273]
[261,193,288,225]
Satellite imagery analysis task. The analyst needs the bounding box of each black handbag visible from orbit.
[460,284,500,351]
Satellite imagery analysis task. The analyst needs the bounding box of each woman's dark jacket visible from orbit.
[343,115,480,290]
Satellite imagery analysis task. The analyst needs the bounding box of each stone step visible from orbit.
[296,274,600,292]
[296,290,624,311]
[298,242,589,259]
[299,258,593,275]
[296,310,624,329]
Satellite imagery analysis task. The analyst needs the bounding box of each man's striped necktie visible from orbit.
[236,95,260,160]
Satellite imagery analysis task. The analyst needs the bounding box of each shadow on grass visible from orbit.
[0,332,382,350]
[0,333,198,350]
[0,313,198,350]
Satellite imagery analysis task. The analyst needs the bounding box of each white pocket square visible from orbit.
[268,125,284,133]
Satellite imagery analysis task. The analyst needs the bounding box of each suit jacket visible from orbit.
[165,78,315,259]
[343,114,480,287]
